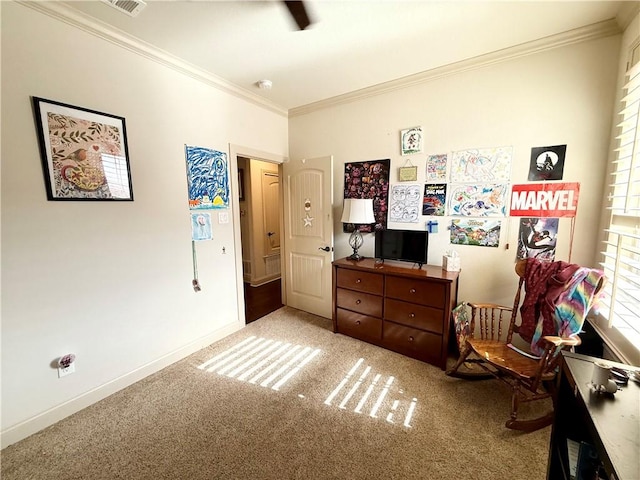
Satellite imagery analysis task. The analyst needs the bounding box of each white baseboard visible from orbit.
[0,321,243,449]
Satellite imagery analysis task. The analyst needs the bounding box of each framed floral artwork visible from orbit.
[32,97,133,201]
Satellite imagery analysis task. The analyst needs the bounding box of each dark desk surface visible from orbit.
[562,352,640,480]
[332,257,459,282]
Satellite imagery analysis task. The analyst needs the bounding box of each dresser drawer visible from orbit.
[382,322,442,364]
[385,276,446,307]
[337,288,382,318]
[336,309,382,342]
[384,298,443,333]
[336,268,383,295]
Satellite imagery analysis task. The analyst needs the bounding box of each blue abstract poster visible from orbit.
[185,145,229,209]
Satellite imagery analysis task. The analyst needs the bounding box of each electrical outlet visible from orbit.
[58,363,75,378]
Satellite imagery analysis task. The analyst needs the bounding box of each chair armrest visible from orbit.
[467,302,512,310]
[541,335,582,348]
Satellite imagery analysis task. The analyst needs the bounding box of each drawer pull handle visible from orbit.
[408,336,414,342]
[356,278,362,283]
[356,320,361,325]
[409,288,416,294]
[409,313,415,318]
[355,299,362,305]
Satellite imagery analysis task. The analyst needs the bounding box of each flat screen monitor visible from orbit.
[374,229,429,267]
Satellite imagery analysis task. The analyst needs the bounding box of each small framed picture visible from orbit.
[400,126,423,155]
[32,97,134,201]
[398,165,418,181]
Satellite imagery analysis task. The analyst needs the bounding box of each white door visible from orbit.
[283,156,333,319]
[262,171,281,255]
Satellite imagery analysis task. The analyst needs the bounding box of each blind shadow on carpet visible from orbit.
[1,306,551,480]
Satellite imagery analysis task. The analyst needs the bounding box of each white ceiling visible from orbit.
[62,0,630,111]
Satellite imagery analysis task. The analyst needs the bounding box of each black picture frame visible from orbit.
[32,96,134,201]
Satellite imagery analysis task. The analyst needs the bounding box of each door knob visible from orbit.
[318,246,331,252]
[267,231,275,237]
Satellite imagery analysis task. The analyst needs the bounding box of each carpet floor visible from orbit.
[1,306,551,480]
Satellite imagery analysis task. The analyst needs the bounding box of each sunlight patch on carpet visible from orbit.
[197,336,321,391]
[325,358,418,428]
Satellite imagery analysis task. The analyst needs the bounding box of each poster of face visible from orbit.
[528,145,566,181]
[517,217,559,261]
[343,159,390,232]
[389,184,421,223]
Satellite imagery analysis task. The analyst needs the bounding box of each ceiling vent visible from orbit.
[101,0,147,17]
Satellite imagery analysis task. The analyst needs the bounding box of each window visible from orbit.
[598,43,640,360]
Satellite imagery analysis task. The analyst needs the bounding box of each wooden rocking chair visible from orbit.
[446,259,602,432]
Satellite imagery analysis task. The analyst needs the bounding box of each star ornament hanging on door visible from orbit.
[303,213,314,227]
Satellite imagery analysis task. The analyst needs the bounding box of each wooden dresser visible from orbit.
[332,257,459,369]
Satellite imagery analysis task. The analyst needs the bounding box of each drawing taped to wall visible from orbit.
[400,126,423,155]
[343,159,390,232]
[450,219,501,247]
[517,217,558,261]
[389,184,421,223]
[450,146,512,183]
[449,183,509,217]
[426,154,448,181]
[191,212,213,241]
[528,145,567,181]
[185,145,229,209]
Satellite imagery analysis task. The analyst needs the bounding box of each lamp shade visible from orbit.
[341,198,375,224]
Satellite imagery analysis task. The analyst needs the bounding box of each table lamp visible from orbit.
[341,198,375,261]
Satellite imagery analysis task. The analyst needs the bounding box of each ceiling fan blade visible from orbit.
[284,1,312,30]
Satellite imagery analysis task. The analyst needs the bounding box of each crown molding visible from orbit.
[17,1,289,118]
[289,18,622,118]
[616,1,640,31]
[15,1,623,121]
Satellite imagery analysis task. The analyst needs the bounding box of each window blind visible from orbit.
[600,60,640,349]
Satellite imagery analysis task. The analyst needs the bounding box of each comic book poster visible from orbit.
[343,159,390,232]
[389,184,421,223]
[528,145,566,181]
[450,219,501,247]
[517,217,559,261]
[423,183,447,216]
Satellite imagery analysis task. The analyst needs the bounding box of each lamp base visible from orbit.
[347,230,365,261]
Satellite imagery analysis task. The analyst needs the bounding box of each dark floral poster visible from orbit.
[343,159,390,232]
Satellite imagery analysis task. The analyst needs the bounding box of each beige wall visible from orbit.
[1,2,288,446]
[0,0,632,448]
[289,35,621,307]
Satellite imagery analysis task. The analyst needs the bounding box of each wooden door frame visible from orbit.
[229,144,287,325]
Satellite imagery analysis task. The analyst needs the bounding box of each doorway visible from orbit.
[236,155,284,323]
